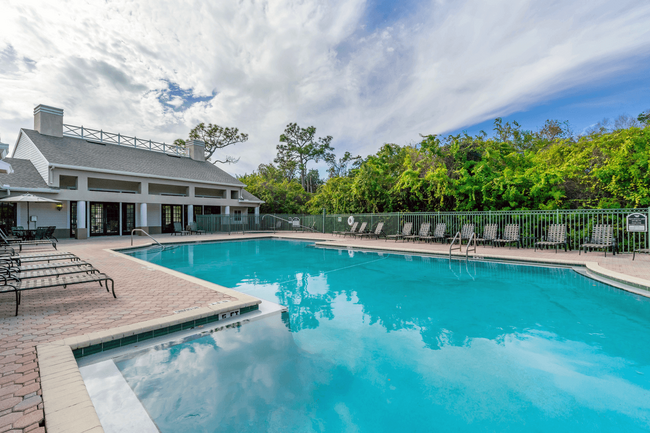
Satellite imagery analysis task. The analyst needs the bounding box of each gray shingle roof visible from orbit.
[22,129,245,186]
[0,158,49,189]
[241,189,263,203]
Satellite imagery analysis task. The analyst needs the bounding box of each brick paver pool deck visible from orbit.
[1,232,649,432]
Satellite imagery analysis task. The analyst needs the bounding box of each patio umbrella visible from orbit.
[0,193,61,229]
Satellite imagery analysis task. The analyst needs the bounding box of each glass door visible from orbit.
[70,201,77,238]
[105,203,120,235]
[90,203,104,236]
[162,204,183,233]
[90,202,120,236]
[122,203,135,235]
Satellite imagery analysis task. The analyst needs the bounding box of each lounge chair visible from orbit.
[0,260,92,275]
[535,224,568,253]
[580,224,617,256]
[451,224,475,244]
[188,222,205,235]
[351,222,368,238]
[0,229,56,251]
[493,224,521,248]
[172,222,189,236]
[475,224,498,247]
[633,248,650,260]
[1,272,115,316]
[357,222,386,240]
[1,265,99,281]
[420,223,446,243]
[386,222,413,242]
[404,222,430,242]
[45,226,58,242]
[0,252,80,266]
[335,222,358,237]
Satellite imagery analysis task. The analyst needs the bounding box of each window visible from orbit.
[195,187,226,198]
[88,178,140,193]
[60,175,78,190]
[234,210,242,222]
[230,190,239,200]
[149,183,188,196]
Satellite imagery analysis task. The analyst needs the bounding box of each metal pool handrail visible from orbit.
[465,232,477,260]
[449,232,462,258]
[131,229,163,248]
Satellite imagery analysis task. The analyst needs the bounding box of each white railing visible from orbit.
[63,124,189,157]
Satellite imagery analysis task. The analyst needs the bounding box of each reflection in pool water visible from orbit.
[122,239,650,432]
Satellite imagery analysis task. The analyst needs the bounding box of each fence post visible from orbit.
[322,208,326,234]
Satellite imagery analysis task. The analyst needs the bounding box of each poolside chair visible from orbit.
[1,264,99,282]
[386,222,413,242]
[172,222,189,236]
[188,222,205,235]
[535,224,568,253]
[404,222,430,242]
[350,222,368,238]
[493,224,521,249]
[451,224,475,244]
[357,222,386,240]
[633,248,650,260]
[45,226,58,242]
[580,224,617,256]
[474,224,498,247]
[0,260,92,276]
[420,223,446,243]
[0,252,80,266]
[335,222,358,237]
[0,228,57,251]
[1,272,116,316]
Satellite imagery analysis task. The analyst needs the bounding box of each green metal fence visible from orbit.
[196,209,649,254]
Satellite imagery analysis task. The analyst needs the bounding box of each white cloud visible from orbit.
[0,0,649,175]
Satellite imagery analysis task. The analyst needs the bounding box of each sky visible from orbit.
[1,0,649,176]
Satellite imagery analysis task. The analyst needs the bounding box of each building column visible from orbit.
[188,205,194,225]
[224,206,230,215]
[137,202,148,235]
[77,201,87,239]
[255,207,260,225]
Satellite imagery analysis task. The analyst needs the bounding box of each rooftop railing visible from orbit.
[62,124,189,157]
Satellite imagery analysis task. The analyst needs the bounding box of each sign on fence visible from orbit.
[627,213,647,232]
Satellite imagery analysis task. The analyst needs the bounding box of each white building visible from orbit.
[0,105,262,239]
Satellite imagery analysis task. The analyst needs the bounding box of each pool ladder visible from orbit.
[448,232,477,261]
[131,229,163,248]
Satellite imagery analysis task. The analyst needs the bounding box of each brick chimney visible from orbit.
[187,139,205,161]
[34,105,64,137]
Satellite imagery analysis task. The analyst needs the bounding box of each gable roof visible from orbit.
[21,129,245,187]
[0,158,49,189]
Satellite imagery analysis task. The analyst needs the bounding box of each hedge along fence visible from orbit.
[197,209,650,254]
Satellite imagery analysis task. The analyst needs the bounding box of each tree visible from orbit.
[175,123,248,164]
[325,151,362,178]
[238,164,312,214]
[274,123,334,190]
[639,109,650,126]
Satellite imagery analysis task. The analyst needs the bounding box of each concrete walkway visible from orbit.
[0,232,648,432]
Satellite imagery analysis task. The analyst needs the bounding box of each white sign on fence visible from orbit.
[626,213,647,232]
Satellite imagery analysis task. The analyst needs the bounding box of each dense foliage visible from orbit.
[240,113,650,214]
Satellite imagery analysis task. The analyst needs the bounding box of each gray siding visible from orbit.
[13,131,49,184]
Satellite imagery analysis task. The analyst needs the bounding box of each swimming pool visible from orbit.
[112,239,650,432]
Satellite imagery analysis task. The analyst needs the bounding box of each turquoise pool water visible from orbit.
[121,239,650,432]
